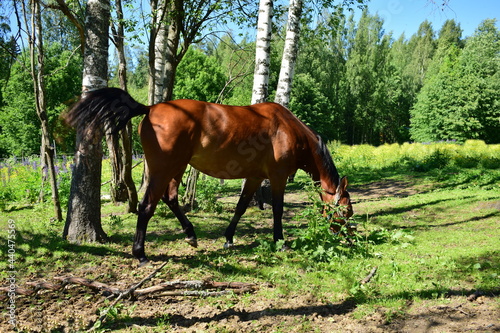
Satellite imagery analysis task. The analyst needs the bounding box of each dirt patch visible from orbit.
[349,179,426,202]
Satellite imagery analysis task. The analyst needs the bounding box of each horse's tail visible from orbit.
[65,87,149,135]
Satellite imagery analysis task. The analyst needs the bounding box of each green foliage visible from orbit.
[1,141,499,331]
[194,176,224,214]
[331,140,500,189]
[173,47,227,103]
[0,156,73,210]
[411,19,500,143]
[289,73,334,139]
[0,43,82,157]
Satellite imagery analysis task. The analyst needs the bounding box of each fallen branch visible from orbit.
[154,287,254,298]
[361,266,378,285]
[88,262,168,331]
[0,264,258,302]
[53,276,122,295]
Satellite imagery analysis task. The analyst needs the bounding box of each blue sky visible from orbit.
[355,0,499,38]
[3,0,497,45]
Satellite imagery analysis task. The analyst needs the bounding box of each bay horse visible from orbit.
[66,88,353,264]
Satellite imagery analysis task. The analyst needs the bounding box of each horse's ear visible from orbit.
[335,176,349,196]
[339,176,348,192]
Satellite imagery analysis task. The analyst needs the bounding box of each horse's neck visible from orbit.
[303,149,339,192]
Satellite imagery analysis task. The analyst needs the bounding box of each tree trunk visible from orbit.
[251,0,273,104]
[247,0,273,208]
[121,121,138,213]
[153,0,168,103]
[141,0,168,194]
[161,0,182,102]
[105,131,128,202]
[274,0,303,108]
[183,167,199,212]
[273,0,303,185]
[30,0,63,221]
[64,0,110,243]
[107,0,138,210]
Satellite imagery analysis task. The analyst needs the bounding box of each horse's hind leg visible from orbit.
[162,172,198,247]
[133,176,170,264]
[224,177,263,248]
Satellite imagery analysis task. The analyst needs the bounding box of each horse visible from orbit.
[65,87,353,264]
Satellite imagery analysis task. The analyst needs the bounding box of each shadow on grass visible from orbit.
[1,229,133,268]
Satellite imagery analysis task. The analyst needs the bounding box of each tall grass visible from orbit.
[330,140,500,187]
[1,140,498,211]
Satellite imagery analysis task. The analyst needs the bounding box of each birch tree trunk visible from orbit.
[63,0,110,243]
[148,0,168,105]
[246,0,274,208]
[141,0,168,193]
[30,0,63,221]
[251,0,273,104]
[274,0,303,108]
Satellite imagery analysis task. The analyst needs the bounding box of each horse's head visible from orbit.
[322,176,353,233]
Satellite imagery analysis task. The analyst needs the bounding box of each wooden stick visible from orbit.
[361,266,378,284]
[134,280,256,296]
[88,262,168,331]
[53,276,122,295]
[154,287,254,298]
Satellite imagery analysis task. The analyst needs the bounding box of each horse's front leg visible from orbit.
[224,178,263,248]
[162,175,197,247]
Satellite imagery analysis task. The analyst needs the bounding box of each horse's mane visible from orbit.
[316,135,340,186]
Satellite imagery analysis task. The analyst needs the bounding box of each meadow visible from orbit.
[1,140,499,332]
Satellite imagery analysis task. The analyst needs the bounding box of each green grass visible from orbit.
[0,141,499,331]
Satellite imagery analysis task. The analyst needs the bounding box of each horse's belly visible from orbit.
[189,151,268,180]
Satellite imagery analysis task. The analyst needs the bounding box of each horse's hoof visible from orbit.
[223,242,234,249]
[137,257,150,267]
[280,244,291,252]
[185,237,198,248]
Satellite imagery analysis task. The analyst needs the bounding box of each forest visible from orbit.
[0,1,498,159]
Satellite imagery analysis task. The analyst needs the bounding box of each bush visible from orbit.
[195,176,224,214]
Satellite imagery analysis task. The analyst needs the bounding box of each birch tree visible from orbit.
[274,0,302,107]
[63,0,110,243]
[251,0,273,104]
[28,0,63,221]
[148,0,168,105]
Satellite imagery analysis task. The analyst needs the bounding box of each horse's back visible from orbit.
[141,99,313,179]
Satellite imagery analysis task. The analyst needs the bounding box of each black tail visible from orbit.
[65,87,149,135]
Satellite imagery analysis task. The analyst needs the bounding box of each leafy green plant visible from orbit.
[288,182,370,262]
[195,176,224,213]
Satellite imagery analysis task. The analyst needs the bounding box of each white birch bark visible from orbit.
[251,0,273,104]
[153,2,168,104]
[274,0,303,107]
[143,0,168,192]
